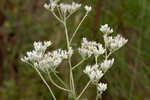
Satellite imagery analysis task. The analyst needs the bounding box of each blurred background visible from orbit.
[0,0,150,100]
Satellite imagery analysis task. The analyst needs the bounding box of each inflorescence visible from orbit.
[82,24,127,95]
[44,0,91,22]
[21,0,128,99]
[21,41,73,71]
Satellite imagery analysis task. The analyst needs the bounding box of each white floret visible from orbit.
[104,34,128,51]
[100,24,113,34]
[84,64,104,82]
[101,58,114,72]
[78,38,105,58]
[97,83,107,94]
[85,5,92,12]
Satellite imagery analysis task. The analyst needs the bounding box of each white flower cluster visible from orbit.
[78,38,105,58]
[82,24,127,96]
[100,24,128,51]
[101,59,114,72]
[97,83,107,94]
[59,2,81,14]
[21,41,73,71]
[22,0,128,98]
[84,64,104,83]
[44,0,59,11]
[44,0,92,19]
[34,49,68,71]
[83,64,109,94]
[83,59,113,94]
[84,5,92,12]
[100,24,113,34]
[104,34,128,51]
[84,58,114,82]
[21,41,52,62]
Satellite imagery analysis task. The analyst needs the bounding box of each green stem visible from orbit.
[47,70,70,92]
[53,71,67,88]
[96,96,98,100]
[66,9,79,20]
[56,6,63,20]
[69,58,76,97]
[63,19,76,98]
[96,94,102,100]
[95,56,98,64]
[72,58,86,70]
[52,11,63,23]
[70,12,88,44]
[76,80,92,100]
[96,91,102,100]
[63,20,70,48]
[34,67,56,100]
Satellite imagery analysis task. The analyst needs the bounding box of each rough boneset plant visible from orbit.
[21,0,128,100]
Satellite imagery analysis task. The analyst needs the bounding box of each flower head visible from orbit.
[78,38,105,58]
[97,83,107,94]
[44,0,59,11]
[21,41,52,63]
[84,64,104,82]
[104,34,128,51]
[93,43,106,56]
[100,24,113,34]
[101,58,114,72]
[59,2,81,15]
[21,41,71,71]
[35,49,68,71]
[44,3,50,9]
[85,5,92,12]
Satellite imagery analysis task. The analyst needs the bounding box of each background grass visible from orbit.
[0,0,150,100]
